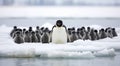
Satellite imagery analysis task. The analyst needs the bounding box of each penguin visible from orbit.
[77,28,83,39]
[89,29,96,41]
[14,31,24,44]
[12,28,23,39]
[40,27,45,35]
[35,26,41,34]
[107,29,113,38]
[10,26,17,37]
[36,31,41,42]
[51,20,68,44]
[76,31,82,39]
[81,27,90,40]
[94,30,100,40]
[24,31,31,42]
[70,31,78,42]
[22,28,26,35]
[79,28,87,40]
[112,28,117,37]
[28,27,33,36]
[87,27,91,32]
[99,28,107,39]
[41,28,50,43]
[30,31,38,43]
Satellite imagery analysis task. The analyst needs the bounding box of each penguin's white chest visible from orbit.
[52,27,67,44]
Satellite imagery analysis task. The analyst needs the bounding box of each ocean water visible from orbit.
[0,51,120,66]
[0,18,120,28]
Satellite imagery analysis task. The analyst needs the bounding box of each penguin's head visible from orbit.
[29,27,32,31]
[36,26,39,30]
[56,20,63,27]
[94,30,98,33]
[31,31,35,34]
[23,28,26,32]
[112,28,115,31]
[25,31,29,34]
[14,26,17,29]
[41,27,44,31]
[16,31,21,35]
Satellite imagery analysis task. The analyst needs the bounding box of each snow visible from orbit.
[41,23,53,30]
[0,24,120,58]
[0,6,120,18]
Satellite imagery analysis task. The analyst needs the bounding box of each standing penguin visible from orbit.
[10,26,17,37]
[36,31,41,42]
[41,28,50,43]
[24,31,31,43]
[112,28,117,37]
[94,30,100,40]
[89,29,96,41]
[99,28,107,39]
[14,31,24,44]
[30,31,38,43]
[51,20,68,44]
[70,31,78,42]
[107,29,113,38]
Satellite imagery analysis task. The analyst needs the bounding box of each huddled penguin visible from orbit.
[30,31,38,43]
[10,26,17,37]
[99,28,107,39]
[52,20,68,44]
[89,29,96,41]
[10,21,118,44]
[36,31,41,42]
[22,28,26,35]
[77,28,82,39]
[12,28,23,39]
[107,29,113,38]
[24,31,31,42]
[112,28,117,37]
[41,28,50,43]
[28,27,32,36]
[70,31,78,42]
[14,31,24,44]
[94,30,100,40]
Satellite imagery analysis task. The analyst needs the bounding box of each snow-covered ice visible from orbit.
[0,23,120,58]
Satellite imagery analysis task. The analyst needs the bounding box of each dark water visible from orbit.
[0,52,120,66]
[0,18,120,28]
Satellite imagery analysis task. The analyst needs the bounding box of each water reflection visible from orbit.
[0,52,120,66]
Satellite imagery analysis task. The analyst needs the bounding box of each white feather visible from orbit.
[52,27,67,44]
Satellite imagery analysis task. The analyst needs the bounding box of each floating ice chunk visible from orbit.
[41,51,95,59]
[94,48,116,57]
[0,48,35,58]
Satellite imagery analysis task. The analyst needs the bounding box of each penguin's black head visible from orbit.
[108,30,111,33]
[25,31,29,34]
[56,20,63,27]
[14,26,17,29]
[36,31,39,33]
[87,27,90,30]
[23,28,26,31]
[31,31,35,34]
[94,30,98,33]
[41,27,44,30]
[36,26,39,29]
[16,31,20,35]
[72,27,75,31]
[81,27,85,30]
[29,27,32,31]
[101,29,104,31]
[112,28,115,31]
